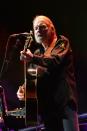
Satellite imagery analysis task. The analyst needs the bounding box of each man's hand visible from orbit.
[17,84,25,101]
[20,49,33,62]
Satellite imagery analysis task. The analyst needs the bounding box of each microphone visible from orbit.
[9,31,33,37]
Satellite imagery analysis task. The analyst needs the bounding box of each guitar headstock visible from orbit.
[6,107,25,118]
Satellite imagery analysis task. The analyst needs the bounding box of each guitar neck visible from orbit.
[25,68,38,127]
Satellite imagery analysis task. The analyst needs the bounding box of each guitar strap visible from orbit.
[44,37,57,57]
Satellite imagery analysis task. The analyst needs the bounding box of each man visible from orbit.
[17,15,80,131]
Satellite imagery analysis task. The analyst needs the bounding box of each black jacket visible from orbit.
[27,35,78,113]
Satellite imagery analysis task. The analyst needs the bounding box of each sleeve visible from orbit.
[32,36,71,68]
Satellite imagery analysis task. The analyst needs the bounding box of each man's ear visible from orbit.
[51,26,55,33]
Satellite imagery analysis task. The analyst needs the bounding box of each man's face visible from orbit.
[33,17,53,44]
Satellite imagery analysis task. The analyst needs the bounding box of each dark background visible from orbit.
[0,0,87,114]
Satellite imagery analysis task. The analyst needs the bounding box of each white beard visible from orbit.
[35,35,45,44]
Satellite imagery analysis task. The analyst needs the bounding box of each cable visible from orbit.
[0,36,11,79]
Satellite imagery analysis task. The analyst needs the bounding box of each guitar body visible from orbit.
[4,68,38,129]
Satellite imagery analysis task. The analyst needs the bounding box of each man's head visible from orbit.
[33,15,57,44]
